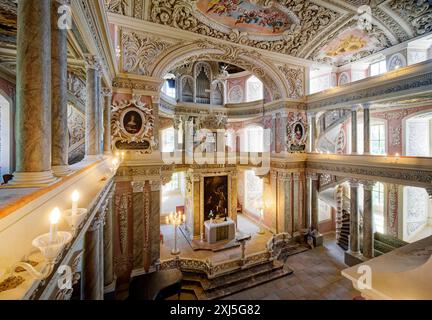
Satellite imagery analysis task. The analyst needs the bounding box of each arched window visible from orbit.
[162,79,176,99]
[372,182,385,234]
[244,170,263,217]
[161,127,175,152]
[242,125,264,153]
[0,93,11,178]
[246,76,263,102]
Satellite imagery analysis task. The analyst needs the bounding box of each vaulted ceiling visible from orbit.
[105,0,432,66]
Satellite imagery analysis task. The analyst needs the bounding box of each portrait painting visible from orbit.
[204,175,228,221]
[122,110,143,135]
[294,123,304,141]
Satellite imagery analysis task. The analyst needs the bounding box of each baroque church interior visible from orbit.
[0,0,431,301]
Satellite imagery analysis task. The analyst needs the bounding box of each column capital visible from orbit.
[101,88,112,97]
[307,172,319,181]
[84,54,101,71]
[278,172,292,182]
[349,179,360,188]
[360,180,376,191]
[426,187,432,199]
[293,172,302,181]
[362,103,371,110]
[131,181,144,193]
[351,105,360,112]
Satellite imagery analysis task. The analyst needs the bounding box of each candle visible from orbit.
[49,208,61,242]
[71,190,79,216]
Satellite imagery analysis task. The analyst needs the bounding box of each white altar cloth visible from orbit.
[204,218,236,244]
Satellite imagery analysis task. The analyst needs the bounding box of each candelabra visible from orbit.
[166,212,185,255]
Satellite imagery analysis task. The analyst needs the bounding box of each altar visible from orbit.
[204,218,236,244]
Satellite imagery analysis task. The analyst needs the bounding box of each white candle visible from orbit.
[49,208,61,242]
[71,190,79,216]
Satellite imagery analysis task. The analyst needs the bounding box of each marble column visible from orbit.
[230,172,238,225]
[362,181,375,259]
[308,113,316,152]
[351,106,358,154]
[104,196,115,292]
[310,174,319,232]
[102,88,112,154]
[349,180,360,255]
[81,214,104,300]
[10,0,57,186]
[51,0,70,177]
[363,104,371,155]
[84,55,101,159]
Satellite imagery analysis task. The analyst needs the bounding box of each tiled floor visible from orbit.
[222,234,360,300]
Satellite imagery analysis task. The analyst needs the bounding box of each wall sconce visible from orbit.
[63,191,88,235]
[9,208,72,280]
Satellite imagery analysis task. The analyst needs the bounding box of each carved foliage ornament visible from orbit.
[122,30,171,76]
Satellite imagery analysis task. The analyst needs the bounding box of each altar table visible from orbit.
[204,218,236,244]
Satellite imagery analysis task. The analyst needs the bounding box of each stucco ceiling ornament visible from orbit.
[149,0,339,58]
[122,30,171,76]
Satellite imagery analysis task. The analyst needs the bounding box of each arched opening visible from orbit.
[0,93,11,179]
[373,182,385,234]
[161,172,186,218]
[244,169,264,218]
[403,186,432,242]
[241,124,264,153]
[404,112,432,157]
[161,126,175,153]
[246,75,263,102]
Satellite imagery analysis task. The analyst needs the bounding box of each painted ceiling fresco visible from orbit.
[196,0,297,35]
[104,0,432,66]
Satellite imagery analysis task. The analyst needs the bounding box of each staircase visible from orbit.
[338,211,350,251]
[181,260,292,300]
[161,239,309,300]
[316,109,351,153]
[374,233,408,256]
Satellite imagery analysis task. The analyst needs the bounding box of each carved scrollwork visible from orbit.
[111,96,155,148]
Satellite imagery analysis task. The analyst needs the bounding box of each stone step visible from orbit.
[184,260,283,291]
[193,265,293,300]
[374,239,396,254]
[374,233,408,248]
